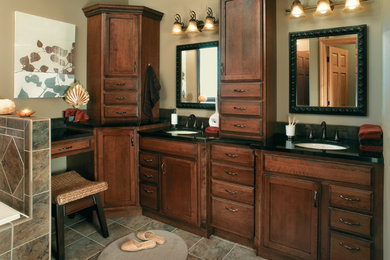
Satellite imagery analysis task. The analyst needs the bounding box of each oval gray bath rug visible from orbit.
[97,230,188,260]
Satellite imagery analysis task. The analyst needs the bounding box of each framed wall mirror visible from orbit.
[289,25,367,115]
[176,41,218,109]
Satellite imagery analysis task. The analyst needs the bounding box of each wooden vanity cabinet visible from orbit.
[83,5,163,124]
[256,150,383,260]
[209,143,255,246]
[219,0,276,141]
[139,137,208,236]
[96,127,139,217]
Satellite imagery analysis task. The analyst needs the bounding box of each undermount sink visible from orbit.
[165,130,199,135]
[293,142,349,150]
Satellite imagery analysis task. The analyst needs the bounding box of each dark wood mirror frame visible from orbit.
[176,41,218,110]
[289,24,367,115]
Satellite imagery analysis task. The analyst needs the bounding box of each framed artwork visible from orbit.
[14,12,76,98]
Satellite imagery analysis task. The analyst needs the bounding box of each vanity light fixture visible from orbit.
[171,14,185,35]
[185,11,202,33]
[286,0,367,18]
[203,7,218,31]
[172,8,217,36]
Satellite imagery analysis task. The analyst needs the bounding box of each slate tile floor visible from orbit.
[51,214,267,260]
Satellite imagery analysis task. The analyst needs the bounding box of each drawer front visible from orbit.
[139,152,158,169]
[211,197,254,239]
[220,83,262,98]
[263,154,372,187]
[330,208,372,238]
[140,184,158,210]
[139,166,158,184]
[211,162,254,186]
[330,232,371,260]
[220,117,263,136]
[220,101,262,117]
[330,185,373,213]
[140,137,197,158]
[104,78,137,90]
[104,92,137,105]
[211,144,254,166]
[52,138,92,156]
[212,179,254,205]
[104,105,138,118]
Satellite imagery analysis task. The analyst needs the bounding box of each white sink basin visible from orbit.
[294,142,348,150]
[165,130,199,135]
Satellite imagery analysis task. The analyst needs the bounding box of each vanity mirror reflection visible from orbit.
[176,41,218,109]
[289,25,367,115]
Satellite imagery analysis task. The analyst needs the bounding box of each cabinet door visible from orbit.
[104,14,139,77]
[220,0,262,81]
[97,128,136,208]
[263,175,319,260]
[160,156,198,225]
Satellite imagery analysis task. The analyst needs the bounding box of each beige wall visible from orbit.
[276,0,383,125]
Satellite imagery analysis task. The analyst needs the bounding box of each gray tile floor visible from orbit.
[51,214,267,260]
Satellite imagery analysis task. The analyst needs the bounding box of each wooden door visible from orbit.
[263,175,319,260]
[160,156,198,225]
[104,14,139,77]
[220,0,262,81]
[97,128,136,208]
[328,47,349,107]
[297,51,310,106]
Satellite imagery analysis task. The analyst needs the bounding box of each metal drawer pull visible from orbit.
[116,111,127,114]
[143,174,153,178]
[224,171,238,176]
[233,89,247,93]
[338,218,361,226]
[143,159,153,163]
[233,124,247,128]
[116,96,126,100]
[143,189,154,194]
[314,190,318,208]
[339,194,361,202]
[225,206,239,213]
[338,241,360,251]
[161,162,166,175]
[233,106,247,110]
[59,146,73,151]
[115,82,126,86]
[225,153,238,158]
[224,189,238,195]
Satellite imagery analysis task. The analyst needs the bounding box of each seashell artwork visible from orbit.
[64,82,90,108]
[0,99,16,114]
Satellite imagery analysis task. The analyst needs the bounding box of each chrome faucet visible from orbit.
[321,121,327,140]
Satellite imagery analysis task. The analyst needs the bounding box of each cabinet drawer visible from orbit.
[140,137,196,158]
[220,117,263,136]
[104,92,137,105]
[211,144,254,166]
[139,166,158,184]
[211,162,254,186]
[220,101,262,117]
[330,232,372,260]
[211,197,254,239]
[52,137,93,157]
[220,83,262,98]
[140,184,158,210]
[139,152,158,169]
[263,154,372,187]
[104,78,137,90]
[212,179,254,205]
[104,105,138,118]
[330,185,373,213]
[330,208,372,238]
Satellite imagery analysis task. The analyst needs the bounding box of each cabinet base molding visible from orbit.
[142,209,208,237]
[104,206,142,219]
[212,228,254,248]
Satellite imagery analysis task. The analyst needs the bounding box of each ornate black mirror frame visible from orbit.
[176,41,218,110]
[289,24,367,115]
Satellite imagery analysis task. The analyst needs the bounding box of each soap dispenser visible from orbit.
[171,109,178,129]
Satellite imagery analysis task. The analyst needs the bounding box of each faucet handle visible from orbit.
[309,129,314,139]
[193,119,197,129]
[334,130,340,142]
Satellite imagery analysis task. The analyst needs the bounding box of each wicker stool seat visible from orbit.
[52,170,108,205]
[52,171,109,260]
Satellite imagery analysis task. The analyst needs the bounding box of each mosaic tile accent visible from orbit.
[2,140,23,194]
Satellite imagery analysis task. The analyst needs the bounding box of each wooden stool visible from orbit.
[51,171,109,260]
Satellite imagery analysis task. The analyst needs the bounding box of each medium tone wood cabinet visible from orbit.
[83,5,163,124]
[256,150,383,260]
[219,0,276,141]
